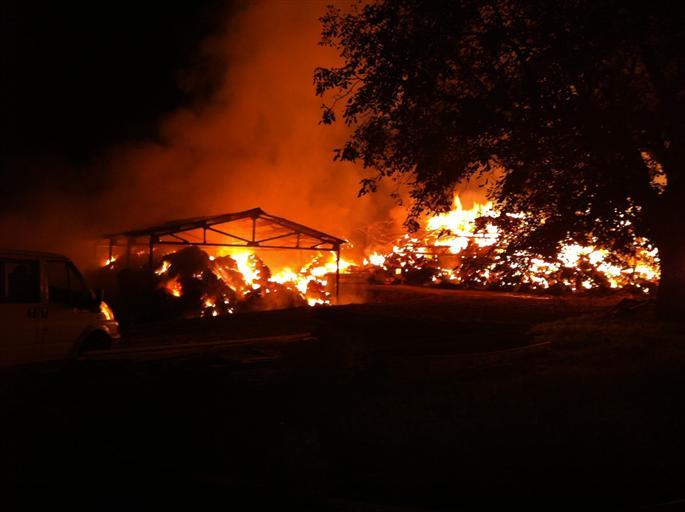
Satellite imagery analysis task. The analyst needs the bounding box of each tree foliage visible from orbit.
[315,0,685,262]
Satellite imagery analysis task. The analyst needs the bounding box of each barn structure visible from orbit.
[101,208,347,301]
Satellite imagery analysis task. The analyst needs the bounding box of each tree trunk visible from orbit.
[656,235,685,320]
[654,176,685,320]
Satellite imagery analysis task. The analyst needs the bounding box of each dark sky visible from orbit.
[0,0,232,208]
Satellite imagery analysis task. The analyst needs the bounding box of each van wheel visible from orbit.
[79,332,112,355]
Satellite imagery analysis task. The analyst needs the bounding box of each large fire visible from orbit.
[154,247,350,317]
[360,194,660,294]
[103,194,660,318]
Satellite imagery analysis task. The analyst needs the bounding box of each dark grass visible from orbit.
[2,287,683,509]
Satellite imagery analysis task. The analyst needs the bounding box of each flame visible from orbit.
[426,195,499,253]
[360,194,660,293]
[154,247,345,315]
[110,192,660,319]
[155,260,171,275]
[103,256,117,267]
[304,256,351,277]
[367,252,386,267]
[230,251,264,289]
[163,276,183,297]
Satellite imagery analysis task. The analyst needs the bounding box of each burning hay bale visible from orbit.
[98,193,660,324]
[98,208,351,321]
[98,242,351,323]
[150,247,341,318]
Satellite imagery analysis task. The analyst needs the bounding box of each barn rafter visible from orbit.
[101,208,347,301]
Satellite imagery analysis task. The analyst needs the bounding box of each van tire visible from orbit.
[78,331,112,355]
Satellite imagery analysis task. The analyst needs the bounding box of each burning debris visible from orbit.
[152,246,347,317]
[358,195,660,295]
[99,208,351,319]
[99,199,660,322]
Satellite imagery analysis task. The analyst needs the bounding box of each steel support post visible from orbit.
[335,248,341,304]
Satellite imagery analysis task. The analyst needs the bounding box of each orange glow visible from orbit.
[110,189,659,319]
[99,301,116,321]
[155,260,171,276]
[162,276,183,298]
[102,256,117,267]
[155,248,345,315]
[360,194,660,293]
[426,195,499,253]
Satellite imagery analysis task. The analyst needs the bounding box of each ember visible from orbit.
[152,246,345,316]
[358,194,660,294]
[99,208,348,318]
[101,196,659,320]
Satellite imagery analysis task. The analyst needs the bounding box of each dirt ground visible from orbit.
[2,285,685,509]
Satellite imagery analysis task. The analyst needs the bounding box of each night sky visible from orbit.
[1,0,232,210]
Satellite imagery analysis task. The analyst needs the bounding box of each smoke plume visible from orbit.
[1,0,396,270]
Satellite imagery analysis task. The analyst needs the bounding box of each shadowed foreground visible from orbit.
[2,287,684,509]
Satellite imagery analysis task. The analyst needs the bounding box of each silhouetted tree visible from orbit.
[315,0,685,317]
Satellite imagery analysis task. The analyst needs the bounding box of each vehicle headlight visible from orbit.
[100,301,115,321]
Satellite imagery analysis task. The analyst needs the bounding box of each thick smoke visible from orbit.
[0,0,397,271]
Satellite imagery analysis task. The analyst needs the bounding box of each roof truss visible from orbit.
[103,208,346,252]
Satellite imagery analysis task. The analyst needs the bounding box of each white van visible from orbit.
[0,249,120,366]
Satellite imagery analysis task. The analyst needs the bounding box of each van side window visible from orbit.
[46,260,92,306]
[2,259,40,304]
[67,263,91,305]
[46,261,70,304]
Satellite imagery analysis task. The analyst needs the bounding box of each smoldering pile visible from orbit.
[154,247,330,318]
